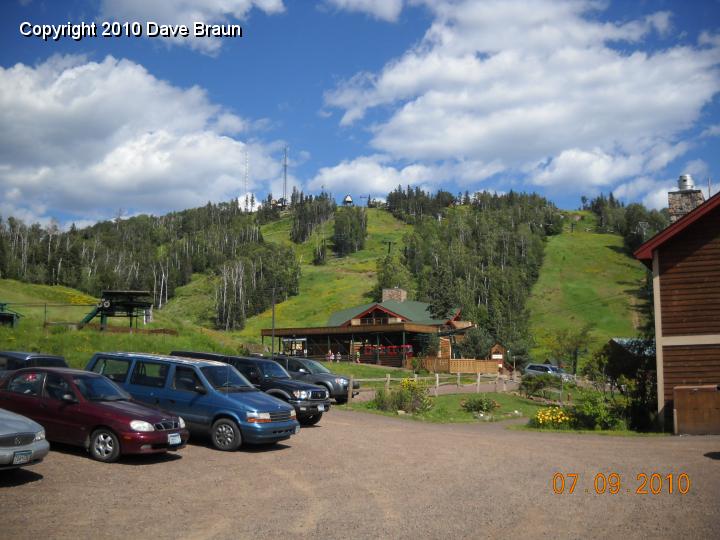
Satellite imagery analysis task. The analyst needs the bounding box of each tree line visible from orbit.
[582,193,669,252]
[0,201,299,330]
[376,190,564,360]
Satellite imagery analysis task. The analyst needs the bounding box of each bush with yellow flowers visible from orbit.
[528,406,573,429]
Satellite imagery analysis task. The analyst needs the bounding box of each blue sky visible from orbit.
[1,0,719,227]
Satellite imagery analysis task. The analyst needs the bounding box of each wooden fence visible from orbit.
[341,372,513,402]
[421,357,502,374]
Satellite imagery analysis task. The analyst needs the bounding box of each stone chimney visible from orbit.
[382,288,407,302]
[668,174,705,223]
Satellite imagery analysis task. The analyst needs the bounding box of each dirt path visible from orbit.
[2,409,719,539]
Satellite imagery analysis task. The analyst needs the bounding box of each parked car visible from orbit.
[523,363,573,382]
[0,408,50,470]
[548,365,574,383]
[0,367,189,463]
[269,355,359,404]
[86,352,299,451]
[0,351,68,381]
[171,351,331,426]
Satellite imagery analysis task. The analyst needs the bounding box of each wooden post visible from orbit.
[385,373,390,392]
[502,378,507,392]
[476,372,481,393]
[435,373,439,396]
[456,372,461,389]
[347,376,354,402]
[414,373,418,383]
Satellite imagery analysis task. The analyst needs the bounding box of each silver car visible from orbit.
[0,408,49,470]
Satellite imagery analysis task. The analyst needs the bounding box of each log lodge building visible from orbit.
[261,288,473,368]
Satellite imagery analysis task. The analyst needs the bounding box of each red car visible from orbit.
[0,367,189,462]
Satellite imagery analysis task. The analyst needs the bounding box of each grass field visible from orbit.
[527,211,647,364]
[0,279,243,368]
[342,392,543,423]
[232,208,411,342]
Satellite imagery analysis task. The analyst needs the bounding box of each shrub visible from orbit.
[570,392,626,430]
[371,378,432,414]
[520,374,560,398]
[528,406,573,429]
[461,395,500,413]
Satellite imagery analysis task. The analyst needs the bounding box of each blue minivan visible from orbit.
[85,352,299,451]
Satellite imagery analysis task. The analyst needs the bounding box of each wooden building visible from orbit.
[260,289,472,367]
[634,181,720,430]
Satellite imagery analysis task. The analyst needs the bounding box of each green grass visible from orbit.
[527,211,647,364]
[232,208,411,343]
[342,392,543,423]
[0,279,244,368]
[316,361,414,380]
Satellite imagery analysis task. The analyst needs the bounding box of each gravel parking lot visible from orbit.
[2,409,719,539]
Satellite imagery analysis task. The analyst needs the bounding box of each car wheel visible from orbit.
[211,418,242,451]
[89,428,121,463]
[334,397,348,405]
[300,413,322,426]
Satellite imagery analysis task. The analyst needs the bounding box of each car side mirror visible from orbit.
[298,368,308,374]
[194,384,207,394]
[61,393,78,403]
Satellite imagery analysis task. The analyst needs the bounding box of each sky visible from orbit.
[1,0,719,228]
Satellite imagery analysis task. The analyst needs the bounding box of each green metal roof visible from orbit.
[327,300,451,327]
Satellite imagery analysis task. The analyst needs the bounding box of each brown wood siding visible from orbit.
[662,345,720,407]
[659,211,720,336]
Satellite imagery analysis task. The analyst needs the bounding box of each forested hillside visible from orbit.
[379,188,564,358]
[0,201,299,330]
[1,188,659,363]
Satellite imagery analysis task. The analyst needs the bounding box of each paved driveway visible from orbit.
[2,409,718,539]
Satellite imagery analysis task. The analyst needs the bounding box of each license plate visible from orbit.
[12,450,32,465]
[168,433,182,446]
[317,404,325,412]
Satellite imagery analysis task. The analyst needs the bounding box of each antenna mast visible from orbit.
[283,145,288,205]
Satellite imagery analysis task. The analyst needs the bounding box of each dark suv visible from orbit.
[172,351,331,426]
[269,355,359,404]
[0,351,68,380]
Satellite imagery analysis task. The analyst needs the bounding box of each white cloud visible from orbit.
[642,185,675,210]
[532,148,643,187]
[0,55,287,225]
[308,154,502,195]
[325,0,720,194]
[309,155,437,194]
[324,0,404,22]
[683,159,709,179]
[700,124,720,138]
[99,0,285,54]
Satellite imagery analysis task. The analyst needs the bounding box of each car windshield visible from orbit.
[201,365,254,391]
[73,375,130,401]
[304,359,331,375]
[260,362,291,379]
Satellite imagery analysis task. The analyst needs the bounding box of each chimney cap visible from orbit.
[678,174,695,191]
